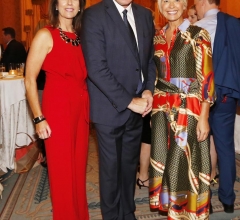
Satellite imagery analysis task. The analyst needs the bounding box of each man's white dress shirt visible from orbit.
[113,0,143,82]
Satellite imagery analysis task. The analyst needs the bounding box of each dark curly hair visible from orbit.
[48,0,86,35]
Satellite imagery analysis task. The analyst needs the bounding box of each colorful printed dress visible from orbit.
[149,20,215,219]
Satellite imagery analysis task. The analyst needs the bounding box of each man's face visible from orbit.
[114,0,133,8]
[194,0,205,20]
[1,31,9,44]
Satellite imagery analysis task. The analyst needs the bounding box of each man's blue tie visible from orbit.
[122,9,143,94]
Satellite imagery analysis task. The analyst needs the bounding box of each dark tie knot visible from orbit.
[122,9,128,16]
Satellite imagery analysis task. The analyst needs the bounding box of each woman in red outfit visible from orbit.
[25,0,89,219]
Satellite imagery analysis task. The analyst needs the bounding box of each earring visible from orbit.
[56,8,58,10]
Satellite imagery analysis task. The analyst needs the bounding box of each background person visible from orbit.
[187,4,198,24]
[149,0,215,218]
[81,0,156,219]
[24,0,89,219]
[1,27,27,70]
[137,112,151,189]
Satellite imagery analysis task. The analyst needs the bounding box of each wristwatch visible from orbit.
[33,115,46,124]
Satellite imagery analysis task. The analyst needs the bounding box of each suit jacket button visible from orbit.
[136,69,139,71]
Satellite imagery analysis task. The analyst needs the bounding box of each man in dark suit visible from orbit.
[81,0,156,219]
[195,0,240,214]
[1,27,27,70]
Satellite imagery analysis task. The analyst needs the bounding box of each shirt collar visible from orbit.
[7,39,13,45]
[204,9,220,18]
[113,0,132,18]
[178,19,191,32]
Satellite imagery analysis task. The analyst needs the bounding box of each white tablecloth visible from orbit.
[0,77,35,173]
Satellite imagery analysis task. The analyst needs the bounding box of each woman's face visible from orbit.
[56,0,80,20]
[159,0,186,23]
[188,8,198,24]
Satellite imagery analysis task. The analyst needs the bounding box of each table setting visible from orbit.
[0,62,24,79]
[0,62,36,174]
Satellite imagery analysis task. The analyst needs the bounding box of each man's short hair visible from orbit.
[2,27,16,38]
[208,0,220,6]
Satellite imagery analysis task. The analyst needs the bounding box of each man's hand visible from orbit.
[142,90,153,117]
[128,97,148,114]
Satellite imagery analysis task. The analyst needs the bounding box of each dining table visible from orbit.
[0,75,36,173]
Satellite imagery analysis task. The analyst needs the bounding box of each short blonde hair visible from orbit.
[157,0,188,14]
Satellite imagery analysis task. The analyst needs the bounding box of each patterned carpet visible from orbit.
[1,129,240,219]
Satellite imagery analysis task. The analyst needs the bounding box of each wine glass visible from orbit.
[0,63,6,77]
[0,63,5,72]
[16,63,25,76]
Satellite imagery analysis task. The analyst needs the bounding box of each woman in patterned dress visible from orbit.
[149,0,215,219]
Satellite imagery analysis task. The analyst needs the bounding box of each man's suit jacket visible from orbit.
[1,39,27,65]
[81,0,156,126]
[213,12,240,101]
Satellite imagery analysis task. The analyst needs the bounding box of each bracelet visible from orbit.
[33,115,46,124]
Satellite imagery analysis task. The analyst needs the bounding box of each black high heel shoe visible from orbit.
[136,178,149,189]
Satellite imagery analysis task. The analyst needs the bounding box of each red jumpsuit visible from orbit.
[42,26,89,220]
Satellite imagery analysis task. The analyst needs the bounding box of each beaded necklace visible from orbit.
[58,27,80,46]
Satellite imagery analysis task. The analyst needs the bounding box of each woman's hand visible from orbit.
[36,120,51,139]
[196,101,211,142]
[196,117,210,142]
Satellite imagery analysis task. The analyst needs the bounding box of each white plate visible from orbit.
[3,75,16,78]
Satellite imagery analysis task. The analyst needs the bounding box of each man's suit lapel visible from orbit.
[104,0,140,64]
[132,4,143,66]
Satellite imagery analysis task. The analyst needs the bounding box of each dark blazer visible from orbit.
[1,39,27,65]
[81,0,156,126]
[213,12,240,101]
